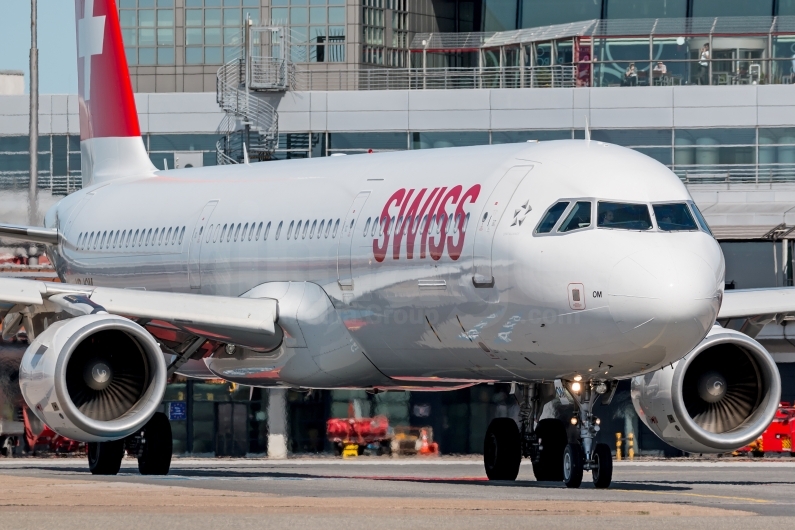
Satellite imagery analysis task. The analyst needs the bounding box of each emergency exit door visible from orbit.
[471,166,532,287]
[188,200,218,289]
[338,191,371,289]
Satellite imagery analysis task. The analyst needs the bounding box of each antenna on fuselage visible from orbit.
[584,115,591,142]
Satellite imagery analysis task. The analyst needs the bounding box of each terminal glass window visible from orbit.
[780,0,795,15]
[605,0,686,19]
[328,132,408,154]
[674,128,756,169]
[184,0,260,65]
[597,202,652,230]
[520,0,602,30]
[411,132,489,149]
[492,130,571,143]
[691,0,774,17]
[652,203,698,231]
[119,0,176,66]
[483,0,517,31]
[272,0,345,63]
[363,0,385,65]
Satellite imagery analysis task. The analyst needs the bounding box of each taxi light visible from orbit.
[570,417,578,425]
[573,375,583,381]
[571,381,582,392]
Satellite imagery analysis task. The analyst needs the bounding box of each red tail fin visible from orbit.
[75,0,155,184]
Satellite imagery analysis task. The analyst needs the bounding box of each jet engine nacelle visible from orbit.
[19,314,166,442]
[631,326,781,453]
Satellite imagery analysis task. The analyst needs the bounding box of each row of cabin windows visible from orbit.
[76,226,186,251]
[202,218,343,243]
[361,212,471,237]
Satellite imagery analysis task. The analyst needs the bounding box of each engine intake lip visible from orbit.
[52,315,166,439]
[671,330,781,450]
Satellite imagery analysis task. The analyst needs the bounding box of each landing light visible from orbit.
[573,375,583,381]
[570,417,578,425]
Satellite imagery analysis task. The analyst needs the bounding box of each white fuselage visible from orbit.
[44,140,725,388]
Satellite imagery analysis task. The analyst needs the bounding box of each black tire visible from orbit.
[88,440,124,475]
[532,418,567,481]
[563,443,584,488]
[484,418,521,481]
[592,443,613,489]
[137,412,172,475]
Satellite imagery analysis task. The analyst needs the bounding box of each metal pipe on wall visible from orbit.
[28,0,39,226]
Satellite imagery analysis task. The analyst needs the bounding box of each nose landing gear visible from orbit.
[483,381,615,489]
[563,380,614,489]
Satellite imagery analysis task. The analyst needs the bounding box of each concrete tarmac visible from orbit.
[0,457,793,529]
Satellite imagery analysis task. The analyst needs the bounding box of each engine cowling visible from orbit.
[18,314,166,442]
[631,325,781,453]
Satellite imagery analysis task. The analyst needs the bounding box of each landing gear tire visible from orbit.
[484,418,521,481]
[591,443,613,489]
[532,418,567,482]
[88,439,125,475]
[563,443,584,489]
[137,412,172,475]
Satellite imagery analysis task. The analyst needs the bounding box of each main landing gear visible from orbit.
[88,412,173,476]
[483,381,614,489]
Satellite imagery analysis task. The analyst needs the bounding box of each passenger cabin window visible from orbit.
[653,203,698,232]
[559,201,592,232]
[536,201,569,233]
[597,202,652,231]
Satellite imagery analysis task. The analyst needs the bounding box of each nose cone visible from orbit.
[608,238,722,356]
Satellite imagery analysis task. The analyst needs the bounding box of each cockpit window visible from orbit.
[653,203,698,231]
[558,201,592,232]
[597,202,652,230]
[536,201,569,233]
[688,202,713,235]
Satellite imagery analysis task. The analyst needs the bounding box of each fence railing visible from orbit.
[675,163,795,184]
[0,173,81,195]
[290,65,577,91]
[249,56,297,91]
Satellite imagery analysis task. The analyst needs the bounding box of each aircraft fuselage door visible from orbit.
[472,166,532,287]
[188,200,218,289]
[338,191,371,289]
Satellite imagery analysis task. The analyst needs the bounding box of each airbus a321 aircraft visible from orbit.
[1,0,790,488]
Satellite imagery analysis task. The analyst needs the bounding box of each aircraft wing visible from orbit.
[0,278,279,349]
[717,287,795,337]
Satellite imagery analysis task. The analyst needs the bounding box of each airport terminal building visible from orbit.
[2,0,795,456]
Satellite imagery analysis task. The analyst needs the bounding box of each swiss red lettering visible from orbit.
[372,183,480,262]
[373,189,405,263]
[430,186,462,261]
[447,184,481,260]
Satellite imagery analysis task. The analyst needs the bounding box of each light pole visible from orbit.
[28,0,39,226]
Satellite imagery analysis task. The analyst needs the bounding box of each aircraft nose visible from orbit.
[608,241,722,354]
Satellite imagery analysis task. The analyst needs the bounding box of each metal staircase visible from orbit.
[216,56,280,164]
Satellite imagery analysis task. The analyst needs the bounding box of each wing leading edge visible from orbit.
[0,277,278,349]
[718,287,795,338]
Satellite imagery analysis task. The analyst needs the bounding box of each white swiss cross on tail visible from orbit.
[78,0,106,101]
